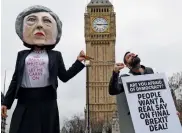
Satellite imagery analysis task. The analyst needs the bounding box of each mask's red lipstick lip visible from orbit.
[35,32,45,36]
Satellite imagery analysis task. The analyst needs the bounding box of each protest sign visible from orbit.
[121,73,182,133]
[116,92,135,133]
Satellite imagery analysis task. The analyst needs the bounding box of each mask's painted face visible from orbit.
[23,12,58,46]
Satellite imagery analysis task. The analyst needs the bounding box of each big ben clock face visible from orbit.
[92,17,108,32]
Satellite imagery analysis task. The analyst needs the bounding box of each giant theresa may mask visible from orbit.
[15,5,62,49]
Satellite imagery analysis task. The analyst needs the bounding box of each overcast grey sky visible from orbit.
[1,0,182,130]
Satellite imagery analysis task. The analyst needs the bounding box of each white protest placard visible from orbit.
[121,73,182,133]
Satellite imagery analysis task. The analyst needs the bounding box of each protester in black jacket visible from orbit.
[108,51,180,116]
[109,51,154,95]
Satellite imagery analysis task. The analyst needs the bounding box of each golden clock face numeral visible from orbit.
[92,17,108,32]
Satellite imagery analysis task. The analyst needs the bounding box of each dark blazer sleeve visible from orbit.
[146,67,154,74]
[57,51,85,82]
[3,52,20,109]
[150,68,154,73]
[109,71,127,95]
[1,93,5,105]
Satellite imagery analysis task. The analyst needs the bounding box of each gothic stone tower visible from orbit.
[84,0,117,124]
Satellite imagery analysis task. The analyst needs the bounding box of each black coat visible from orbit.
[3,49,85,109]
[1,92,5,105]
[109,65,154,95]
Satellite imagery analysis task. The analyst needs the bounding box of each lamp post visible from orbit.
[3,70,6,95]
[85,60,91,133]
[2,70,7,133]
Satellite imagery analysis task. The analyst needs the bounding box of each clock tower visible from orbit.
[84,0,117,125]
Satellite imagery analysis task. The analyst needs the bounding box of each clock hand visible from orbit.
[96,24,108,25]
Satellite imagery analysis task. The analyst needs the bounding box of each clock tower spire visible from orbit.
[88,0,112,6]
[84,0,117,126]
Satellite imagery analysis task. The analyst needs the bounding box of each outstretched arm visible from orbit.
[3,52,20,109]
[57,51,85,82]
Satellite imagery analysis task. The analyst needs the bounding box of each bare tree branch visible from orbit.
[61,114,85,133]
[168,72,182,91]
[168,71,182,115]
[61,114,112,133]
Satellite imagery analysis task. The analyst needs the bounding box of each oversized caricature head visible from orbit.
[15,5,62,49]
